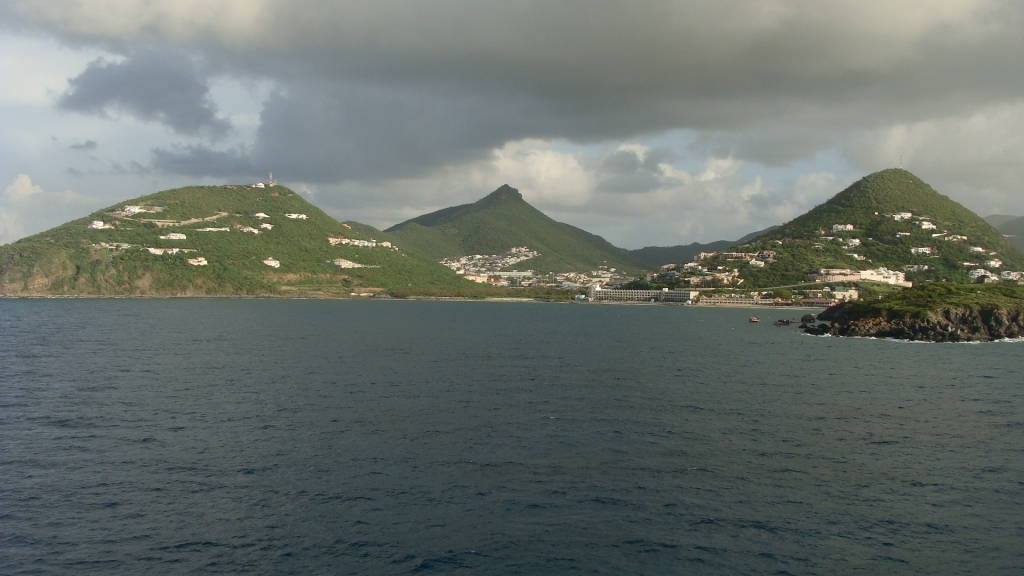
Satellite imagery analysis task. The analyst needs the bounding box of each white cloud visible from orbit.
[0,174,95,244]
[4,174,44,201]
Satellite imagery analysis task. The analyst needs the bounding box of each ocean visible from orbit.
[1,299,1021,574]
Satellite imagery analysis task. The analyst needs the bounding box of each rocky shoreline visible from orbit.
[802,302,1024,342]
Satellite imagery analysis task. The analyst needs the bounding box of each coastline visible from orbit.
[0,293,823,310]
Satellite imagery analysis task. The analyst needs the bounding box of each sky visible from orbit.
[2,0,1024,249]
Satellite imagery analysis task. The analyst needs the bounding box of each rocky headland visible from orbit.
[802,284,1024,342]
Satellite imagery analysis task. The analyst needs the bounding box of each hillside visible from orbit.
[0,185,479,297]
[386,185,647,274]
[984,214,1019,228]
[994,215,1024,252]
[628,226,780,267]
[710,169,1024,287]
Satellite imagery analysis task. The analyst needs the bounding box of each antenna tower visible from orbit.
[269,172,276,186]
[899,155,903,169]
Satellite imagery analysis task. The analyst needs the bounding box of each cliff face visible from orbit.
[805,303,1024,341]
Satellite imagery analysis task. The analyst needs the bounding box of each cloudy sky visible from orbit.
[2,0,1024,248]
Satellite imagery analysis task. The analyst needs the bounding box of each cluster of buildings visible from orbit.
[441,246,541,277]
[328,236,393,249]
[811,267,910,286]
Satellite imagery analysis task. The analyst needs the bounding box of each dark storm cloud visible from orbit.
[689,130,839,166]
[14,1,1024,185]
[57,50,230,138]
[151,145,254,177]
[597,146,677,194]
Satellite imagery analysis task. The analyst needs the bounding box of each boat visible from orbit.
[774,318,791,326]
[749,316,760,323]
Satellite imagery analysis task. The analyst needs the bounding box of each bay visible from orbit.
[1,299,1022,574]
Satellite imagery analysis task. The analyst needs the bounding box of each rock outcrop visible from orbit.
[803,302,1024,341]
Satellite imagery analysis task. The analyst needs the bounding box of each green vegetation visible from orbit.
[830,283,1024,320]
[0,185,506,297]
[628,240,735,268]
[712,169,1024,287]
[386,185,647,274]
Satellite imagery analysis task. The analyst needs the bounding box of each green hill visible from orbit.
[628,226,780,267]
[701,169,1024,287]
[0,185,484,297]
[994,215,1024,252]
[984,214,1019,228]
[386,185,647,274]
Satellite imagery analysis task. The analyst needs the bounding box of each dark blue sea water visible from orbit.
[1,299,1022,574]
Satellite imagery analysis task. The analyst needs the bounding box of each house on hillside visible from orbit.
[832,224,854,232]
[910,247,932,256]
[860,268,910,286]
[920,221,937,230]
[251,182,265,188]
[892,212,913,221]
[285,213,308,219]
[253,212,270,219]
[159,233,186,240]
[88,220,113,229]
[187,257,208,266]
[260,223,273,230]
[986,259,1002,268]
[263,258,280,268]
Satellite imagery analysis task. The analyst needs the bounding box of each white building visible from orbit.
[748,259,765,268]
[920,221,937,230]
[285,213,308,219]
[845,238,861,247]
[892,212,913,221]
[860,267,911,286]
[969,246,986,253]
[253,212,270,219]
[945,235,967,242]
[331,258,365,269]
[239,226,260,234]
[985,259,1002,268]
[380,241,392,248]
[832,224,854,232]
[121,205,148,214]
[896,232,911,237]
[832,287,859,301]
[969,268,998,280]
[196,227,230,232]
[911,247,933,256]
[260,223,273,230]
[159,233,186,240]
[263,258,280,268]
[251,182,265,188]
[187,257,208,266]
[88,220,113,229]
[147,247,180,255]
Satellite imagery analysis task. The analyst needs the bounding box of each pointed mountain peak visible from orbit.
[480,184,523,202]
